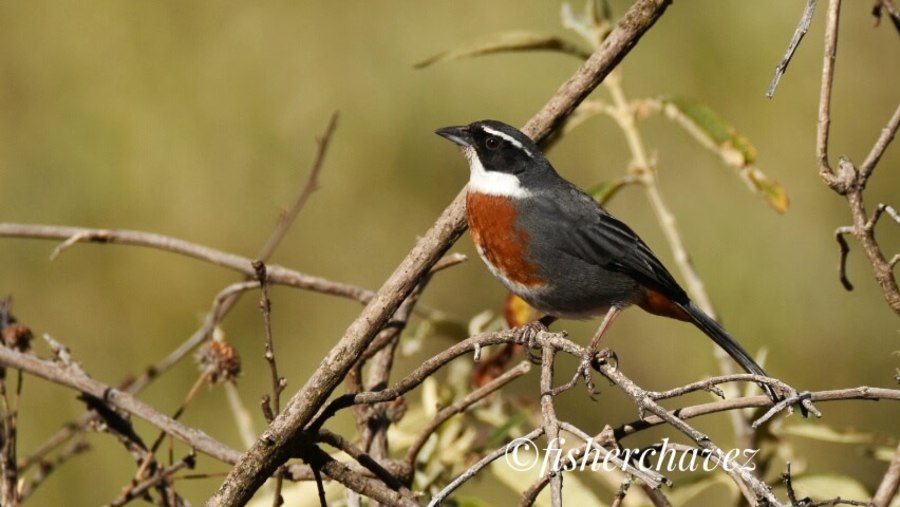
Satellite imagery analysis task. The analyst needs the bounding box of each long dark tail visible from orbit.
[680,301,780,403]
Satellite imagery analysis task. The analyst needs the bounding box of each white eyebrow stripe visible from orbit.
[481,126,533,158]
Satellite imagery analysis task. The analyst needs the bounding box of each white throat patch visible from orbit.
[463,147,531,198]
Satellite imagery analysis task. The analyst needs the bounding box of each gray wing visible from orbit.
[535,186,689,303]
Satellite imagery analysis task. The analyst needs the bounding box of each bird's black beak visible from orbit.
[435,125,472,147]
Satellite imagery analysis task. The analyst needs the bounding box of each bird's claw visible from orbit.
[517,320,549,364]
[591,347,617,369]
[579,347,617,400]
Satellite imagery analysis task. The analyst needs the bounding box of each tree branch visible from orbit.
[208,1,675,504]
[0,223,374,303]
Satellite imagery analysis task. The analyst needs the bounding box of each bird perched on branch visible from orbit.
[436,119,780,403]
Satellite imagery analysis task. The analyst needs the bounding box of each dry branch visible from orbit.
[208,1,675,504]
[0,223,374,304]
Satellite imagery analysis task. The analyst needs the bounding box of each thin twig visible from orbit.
[19,279,260,487]
[316,429,410,494]
[557,421,668,487]
[593,359,785,506]
[255,261,286,421]
[538,344,563,506]
[359,275,432,483]
[405,361,531,466]
[257,112,339,261]
[427,428,545,507]
[18,437,90,501]
[610,479,630,507]
[0,367,19,507]
[225,382,257,450]
[107,453,196,507]
[872,441,900,507]
[859,104,900,178]
[0,341,414,500]
[817,0,842,187]
[874,0,900,32]
[615,385,898,439]
[0,223,374,303]
[814,9,900,311]
[767,0,819,98]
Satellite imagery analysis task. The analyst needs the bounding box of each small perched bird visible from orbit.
[436,119,779,402]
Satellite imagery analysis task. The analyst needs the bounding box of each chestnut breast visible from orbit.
[466,191,547,289]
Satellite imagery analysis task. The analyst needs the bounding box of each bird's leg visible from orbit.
[518,315,558,363]
[588,307,621,353]
[581,306,622,396]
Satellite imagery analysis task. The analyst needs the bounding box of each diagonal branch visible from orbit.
[767,0,819,98]
[208,1,675,504]
[872,441,900,507]
[257,112,339,261]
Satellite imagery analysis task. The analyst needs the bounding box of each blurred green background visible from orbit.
[0,1,897,505]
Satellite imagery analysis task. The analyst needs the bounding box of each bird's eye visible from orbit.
[485,136,500,150]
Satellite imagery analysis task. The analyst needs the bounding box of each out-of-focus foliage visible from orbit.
[0,1,897,505]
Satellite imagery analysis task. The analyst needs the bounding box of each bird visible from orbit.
[436,119,780,403]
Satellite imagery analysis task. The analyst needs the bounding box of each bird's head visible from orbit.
[436,120,556,198]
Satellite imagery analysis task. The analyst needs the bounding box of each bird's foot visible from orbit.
[591,347,617,369]
[516,319,549,364]
[579,347,617,400]
[515,315,557,363]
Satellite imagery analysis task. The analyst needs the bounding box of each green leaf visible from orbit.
[655,96,790,213]
[414,31,591,69]
[588,178,631,205]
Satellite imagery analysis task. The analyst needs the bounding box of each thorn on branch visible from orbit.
[50,229,114,260]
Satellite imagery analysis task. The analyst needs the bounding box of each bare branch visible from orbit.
[427,428,544,507]
[594,360,786,506]
[811,0,899,311]
[767,0,819,98]
[18,437,89,501]
[874,0,900,33]
[0,223,374,303]
[615,384,900,440]
[860,104,900,179]
[538,344,563,506]
[210,1,676,502]
[107,453,196,507]
[405,361,531,467]
[0,344,241,464]
[817,0,842,188]
[316,429,410,494]
[257,112,339,261]
[872,441,900,507]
